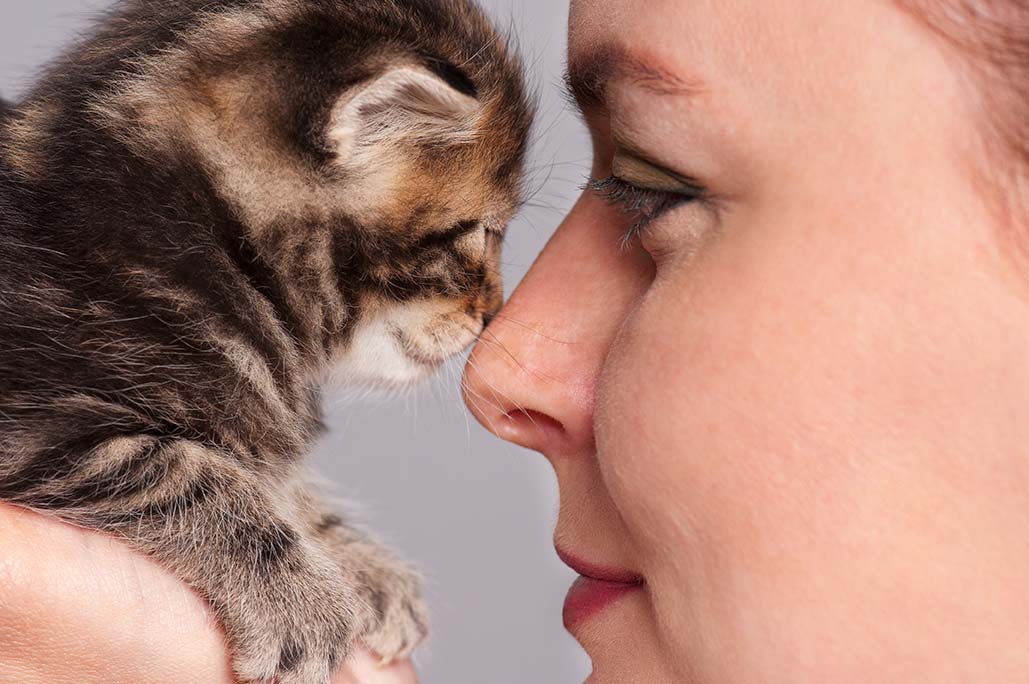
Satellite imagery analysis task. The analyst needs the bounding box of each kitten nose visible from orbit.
[482,311,496,329]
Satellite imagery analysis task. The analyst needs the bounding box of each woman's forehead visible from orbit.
[568,0,885,68]
[565,0,941,123]
[566,0,751,98]
[566,0,707,104]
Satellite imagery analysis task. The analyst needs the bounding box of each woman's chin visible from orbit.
[569,589,674,684]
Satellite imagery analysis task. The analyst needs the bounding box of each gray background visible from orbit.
[0,1,592,683]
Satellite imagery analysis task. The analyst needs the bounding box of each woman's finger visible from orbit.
[335,649,418,684]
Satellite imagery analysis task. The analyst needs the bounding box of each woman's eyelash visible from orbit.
[586,176,702,245]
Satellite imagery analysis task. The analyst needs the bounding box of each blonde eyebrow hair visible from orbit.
[564,43,702,113]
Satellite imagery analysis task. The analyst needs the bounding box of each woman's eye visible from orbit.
[587,175,704,246]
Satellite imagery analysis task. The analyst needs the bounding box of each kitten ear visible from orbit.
[328,66,480,169]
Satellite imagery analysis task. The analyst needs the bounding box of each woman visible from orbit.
[3,0,1027,682]
[464,0,1029,682]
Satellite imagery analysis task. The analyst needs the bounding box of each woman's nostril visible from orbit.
[499,408,566,446]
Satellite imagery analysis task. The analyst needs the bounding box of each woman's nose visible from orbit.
[463,280,595,456]
[462,198,654,457]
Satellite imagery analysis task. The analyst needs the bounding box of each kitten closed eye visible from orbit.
[0,1,533,682]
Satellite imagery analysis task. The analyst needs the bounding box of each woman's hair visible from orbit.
[899,1,1028,180]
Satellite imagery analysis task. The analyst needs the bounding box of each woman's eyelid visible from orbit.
[611,147,705,197]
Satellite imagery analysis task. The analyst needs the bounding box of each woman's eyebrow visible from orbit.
[564,43,700,114]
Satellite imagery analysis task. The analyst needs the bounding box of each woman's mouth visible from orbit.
[557,547,645,631]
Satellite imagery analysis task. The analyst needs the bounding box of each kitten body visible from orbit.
[0,1,532,681]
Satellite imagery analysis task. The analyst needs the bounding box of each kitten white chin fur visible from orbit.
[329,301,481,391]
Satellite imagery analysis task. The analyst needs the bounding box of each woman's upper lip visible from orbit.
[556,546,644,584]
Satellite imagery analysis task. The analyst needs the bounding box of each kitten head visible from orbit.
[81,0,534,389]
[320,59,525,389]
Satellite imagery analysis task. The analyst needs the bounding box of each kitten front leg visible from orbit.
[315,515,430,663]
[15,437,365,684]
[291,477,429,663]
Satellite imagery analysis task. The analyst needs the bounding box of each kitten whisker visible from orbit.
[461,354,539,435]
[463,363,547,440]
[462,325,543,382]
[488,313,576,346]
[458,370,504,435]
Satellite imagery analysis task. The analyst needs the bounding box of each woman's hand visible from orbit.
[336,651,417,684]
[0,503,417,684]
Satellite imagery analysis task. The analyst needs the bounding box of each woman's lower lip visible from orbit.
[563,576,643,631]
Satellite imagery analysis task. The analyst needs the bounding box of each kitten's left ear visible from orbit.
[327,66,480,170]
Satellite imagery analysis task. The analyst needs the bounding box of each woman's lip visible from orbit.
[555,547,644,584]
[556,547,645,630]
[563,576,644,630]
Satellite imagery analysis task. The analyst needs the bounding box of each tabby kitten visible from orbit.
[0,1,532,682]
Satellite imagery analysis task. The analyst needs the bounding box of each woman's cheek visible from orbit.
[593,274,709,546]
[593,277,719,684]
[591,242,873,681]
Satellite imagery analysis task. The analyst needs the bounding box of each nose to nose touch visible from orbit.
[481,311,496,329]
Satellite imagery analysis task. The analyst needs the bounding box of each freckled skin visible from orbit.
[466,0,1029,682]
[0,1,531,682]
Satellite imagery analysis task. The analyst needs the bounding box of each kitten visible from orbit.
[0,1,532,682]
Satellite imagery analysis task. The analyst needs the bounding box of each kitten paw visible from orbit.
[233,626,344,684]
[353,557,429,663]
[229,567,363,684]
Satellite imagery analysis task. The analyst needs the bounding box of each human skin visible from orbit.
[464,0,1029,682]
[0,503,417,684]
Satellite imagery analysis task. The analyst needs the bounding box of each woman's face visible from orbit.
[464,0,1029,682]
